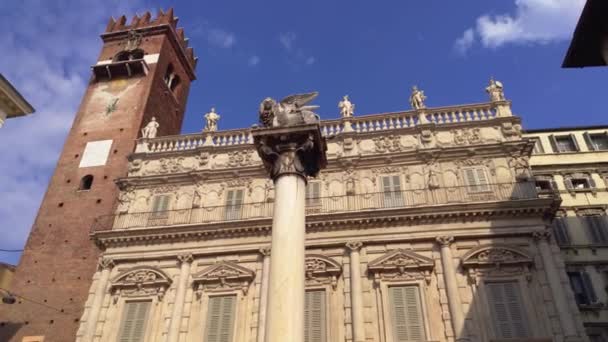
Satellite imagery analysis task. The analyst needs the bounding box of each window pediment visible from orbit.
[368,249,434,284]
[461,245,533,284]
[305,254,342,290]
[110,266,172,302]
[192,261,255,296]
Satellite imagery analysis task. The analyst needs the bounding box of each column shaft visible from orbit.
[348,243,365,342]
[257,249,271,342]
[437,237,465,339]
[168,256,192,342]
[83,266,111,342]
[265,174,306,342]
[536,235,577,338]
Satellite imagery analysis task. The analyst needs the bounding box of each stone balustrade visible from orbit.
[135,102,502,154]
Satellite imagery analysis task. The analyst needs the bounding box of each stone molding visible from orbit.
[367,249,435,285]
[177,253,193,264]
[110,266,172,303]
[192,261,255,296]
[461,245,533,284]
[98,258,115,270]
[345,241,363,252]
[436,235,455,247]
[532,230,552,243]
[259,247,271,257]
[305,254,342,290]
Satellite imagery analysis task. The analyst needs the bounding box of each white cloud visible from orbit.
[305,57,316,65]
[455,0,585,52]
[207,28,236,48]
[0,0,145,264]
[248,55,261,66]
[279,32,297,51]
[278,31,315,67]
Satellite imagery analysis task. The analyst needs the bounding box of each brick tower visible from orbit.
[0,9,197,341]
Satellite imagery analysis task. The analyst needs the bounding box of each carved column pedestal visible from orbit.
[253,124,327,342]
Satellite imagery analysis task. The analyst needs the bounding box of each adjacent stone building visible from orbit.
[0,73,34,128]
[524,127,608,341]
[0,8,602,342]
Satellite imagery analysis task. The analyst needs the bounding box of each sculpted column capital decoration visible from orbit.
[259,247,271,257]
[177,253,194,264]
[533,230,551,243]
[436,235,455,247]
[346,241,363,252]
[98,258,115,270]
[253,124,328,181]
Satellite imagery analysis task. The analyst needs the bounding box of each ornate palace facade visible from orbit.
[0,8,599,342]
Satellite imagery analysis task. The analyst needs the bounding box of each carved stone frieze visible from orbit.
[368,249,434,285]
[373,135,402,153]
[117,189,136,214]
[228,150,253,167]
[193,261,255,297]
[501,121,522,139]
[453,128,481,145]
[508,154,531,180]
[197,151,210,167]
[110,267,172,303]
[151,185,178,194]
[128,158,142,173]
[305,254,342,290]
[461,245,533,284]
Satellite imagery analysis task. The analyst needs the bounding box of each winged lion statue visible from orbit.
[258,92,320,128]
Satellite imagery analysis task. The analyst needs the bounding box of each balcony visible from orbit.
[92,182,556,234]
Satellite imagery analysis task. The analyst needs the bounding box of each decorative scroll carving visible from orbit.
[228,150,253,167]
[305,254,342,290]
[259,247,271,257]
[177,253,193,264]
[151,185,178,194]
[368,249,434,285]
[373,135,402,153]
[436,235,454,247]
[461,245,533,284]
[192,261,255,297]
[98,258,115,271]
[532,230,551,243]
[110,267,172,303]
[453,128,481,145]
[346,241,363,252]
[128,158,142,173]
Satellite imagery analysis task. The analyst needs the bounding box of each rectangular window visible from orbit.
[388,285,426,342]
[225,189,244,220]
[205,295,237,342]
[583,215,608,244]
[568,271,597,305]
[150,195,170,219]
[463,168,490,193]
[306,182,321,207]
[584,132,608,151]
[118,301,151,342]
[382,175,404,208]
[485,281,528,339]
[550,134,579,153]
[304,290,326,342]
[531,138,544,154]
[552,217,571,245]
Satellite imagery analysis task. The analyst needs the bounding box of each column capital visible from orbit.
[436,235,454,247]
[252,124,327,181]
[98,258,115,270]
[177,253,194,264]
[533,230,551,243]
[259,247,271,257]
[346,241,363,252]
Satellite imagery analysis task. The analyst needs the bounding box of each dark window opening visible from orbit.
[571,178,591,189]
[79,175,94,191]
[113,49,144,62]
[164,64,180,93]
[535,180,553,192]
[568,271,597,305]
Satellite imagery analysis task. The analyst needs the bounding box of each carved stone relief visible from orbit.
[373,135,402,153]
[305,255,342,290]
[461,245,533,284]
[227,150,253,167]
[368,249,434,285]
[193,261,255,296]
[453,128,481,145]
[110,267,172,303]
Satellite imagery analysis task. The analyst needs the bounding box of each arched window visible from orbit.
[163,64,179,93]
[79,175,94,190]
[113,49,144,62]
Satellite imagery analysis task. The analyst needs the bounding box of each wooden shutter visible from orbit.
[119,301,151,342]
[225,189,244,220]
[304,290,326,342]
[306,182,321,206]
[582,272,598,303]
[552,217,570,245]
[486,282,528,339]
[548,135,559,153]
[205,295,237,342]
[585,216,608,243]
[152,195,170,212]
[388,286,425,342]
[464,168,489,192]
[382,176,404,207]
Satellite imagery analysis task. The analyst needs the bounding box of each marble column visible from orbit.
[83,258,114,342]
[436,236,466,340]
[257,247,271,342]
[253,123,327,342]
[346,241,365,342]
[167,253,193,342]
[533,231,579,340]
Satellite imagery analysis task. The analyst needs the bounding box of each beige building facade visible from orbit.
[0,74,34,128]
[525,127,608,341]
[75,83,593,342]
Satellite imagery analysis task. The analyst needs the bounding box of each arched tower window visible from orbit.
[113,49,144,62]
[164,64,180,93]
[79,175,94,191]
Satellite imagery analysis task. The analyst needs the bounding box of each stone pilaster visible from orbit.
[253,124,327,342]
[436,236,467,341]
[167,253,193,342]
[83,258,114,342]
[346,241,365,342]
[257,247,271,342]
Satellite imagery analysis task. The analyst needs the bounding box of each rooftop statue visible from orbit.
[409,86,427,110]
[486,77,506,102]
[141,117,159,139]
[338,95,354,118]
[204,107,220,132]
[258,92,320,128]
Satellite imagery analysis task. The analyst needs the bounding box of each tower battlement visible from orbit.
[104,8,197,75]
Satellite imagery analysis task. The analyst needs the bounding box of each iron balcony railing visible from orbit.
[91,182,554,233]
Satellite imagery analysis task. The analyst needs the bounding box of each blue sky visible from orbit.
[0,0,602,264]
